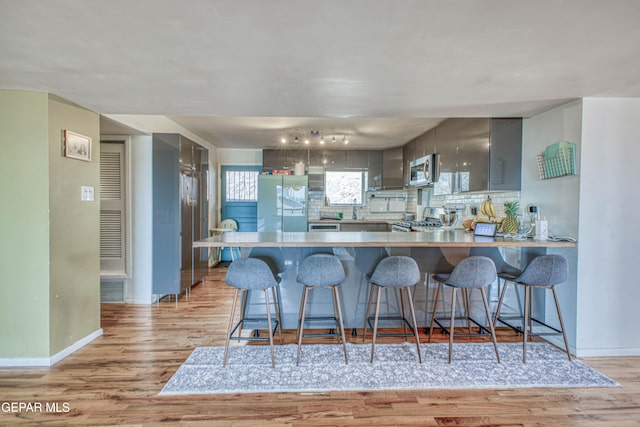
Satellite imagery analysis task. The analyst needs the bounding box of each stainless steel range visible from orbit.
[391,217,443,232]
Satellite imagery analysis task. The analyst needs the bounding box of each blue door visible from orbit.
[220,165,261,260]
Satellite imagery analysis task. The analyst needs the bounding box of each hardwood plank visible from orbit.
[0,267,637,426]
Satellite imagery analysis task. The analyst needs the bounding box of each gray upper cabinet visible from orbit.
[409,118,522,194]
[262,149,308,172]
[424,128,436,156]
[345,150,369,169]
[414,128,436,159]
[367,150,383,190]
[382,147,404,189]
[402,140,414,186]
[489,118,522,191]
[434,119,460,174]
[322,150,345,170]
[285,149,308,170]
[262,149,286,172]
[307,150,324,191]
[307,149,323,167]
[456,119,491,193]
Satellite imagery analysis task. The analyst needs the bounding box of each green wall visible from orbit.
[0,91,51,357]
[0,90,101,360]
[48,95,101,355]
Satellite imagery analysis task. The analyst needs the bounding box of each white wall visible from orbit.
[522,100,582,354]
[577,98,640,356]
[216,148,262,165]
[128,135,154,304]
[102,116,222,304]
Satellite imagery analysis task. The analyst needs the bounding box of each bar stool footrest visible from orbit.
[366,315,416,337]
[433,316,493,337]
[300,316,342,338]
[229,318,279,342]
[496,315,563,337]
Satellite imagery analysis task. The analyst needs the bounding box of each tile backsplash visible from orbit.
[308,188,521,220]
[429,190,522,218]
[308,190,416,220]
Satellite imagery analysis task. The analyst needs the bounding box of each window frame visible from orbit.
[324,170,367,206]
[224,169,259,202]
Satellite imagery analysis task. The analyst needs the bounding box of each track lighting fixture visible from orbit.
[278,131,352,147]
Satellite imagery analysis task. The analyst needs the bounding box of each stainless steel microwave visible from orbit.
[409,154,436,187]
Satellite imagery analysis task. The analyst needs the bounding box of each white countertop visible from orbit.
[194,230,576,248]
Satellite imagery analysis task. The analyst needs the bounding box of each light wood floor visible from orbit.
[2,267,640,426]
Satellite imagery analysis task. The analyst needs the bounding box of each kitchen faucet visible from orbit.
[352,199,357,220]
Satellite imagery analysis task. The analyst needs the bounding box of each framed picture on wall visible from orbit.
[64,130,91,161]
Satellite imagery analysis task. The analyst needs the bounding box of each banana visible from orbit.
[480,195,497,220]
[480,197,489,217]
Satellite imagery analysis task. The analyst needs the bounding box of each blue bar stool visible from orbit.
[409,247,455,328]
[223,258,281,368]
[246,247,286,343]
[429,256,500,363]
[493,254,572,362]
[364,256,422,363]
[469,247,522,302]
[296,254,348,365]
[354,247,388,333]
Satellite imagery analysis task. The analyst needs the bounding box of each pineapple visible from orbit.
[502,201,520,234]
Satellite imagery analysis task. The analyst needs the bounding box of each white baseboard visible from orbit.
[0,356,51,367]
[541,336,640,358]
[0,328,103,367]
[576,347,640,357]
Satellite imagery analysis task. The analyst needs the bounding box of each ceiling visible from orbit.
[3,0,640,149]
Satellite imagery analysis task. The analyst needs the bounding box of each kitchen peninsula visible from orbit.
[193,230,576,249]
[195,230,575,330]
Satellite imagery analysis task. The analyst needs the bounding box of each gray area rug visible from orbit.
[160,342,618,395]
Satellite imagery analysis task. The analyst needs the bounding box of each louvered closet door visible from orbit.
[100,141,126,273]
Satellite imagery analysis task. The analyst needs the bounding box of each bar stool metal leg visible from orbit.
[332,286,349,364]
[362,284,376,342]
[272,287,283,344]
[523,284,530,363]
[263,289,276,368]
[405,287,422,363]
[428,282,443,342]
[552,287,572,361]
[296,285,310,366]
[370,285,383,363]
[223,289,241,367]
[480,287,500,363]
[399,288,408,339]
[448,287,457,363]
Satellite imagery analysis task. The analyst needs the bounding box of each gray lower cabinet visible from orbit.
[152,133,209,300]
